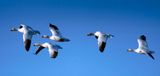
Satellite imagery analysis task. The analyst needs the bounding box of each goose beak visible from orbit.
[10,28,17,31]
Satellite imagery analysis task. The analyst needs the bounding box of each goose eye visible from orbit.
[19,25,23,29]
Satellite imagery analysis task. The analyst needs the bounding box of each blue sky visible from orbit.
[0,0,160,76]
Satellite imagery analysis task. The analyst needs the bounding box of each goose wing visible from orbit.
[137,35,148,49]
[49,24,62,36]
[48,46,58,58]
[87,32,98,39]
[35,46,45,55]
[98,35,106,52]
[50,51,58,58]
[23,32,32,51]
[26,25,34,31]
[146,52,155,60]
[24,39,31,51]
[25,25,40,35]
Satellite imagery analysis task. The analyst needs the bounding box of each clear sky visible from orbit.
[0,0,160,76]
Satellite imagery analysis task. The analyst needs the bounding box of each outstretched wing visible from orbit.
[50,51,58,58]
[98,35,106,52]
[24,39,31,52]
[146,53,155,60]
[98,41,106,52]
[23,32,32,52]
[26,25,40,35]
[35,46,45,55]
[87,32,98,39]
[137,35,148,49]
[49,24,62,36]
[48,47,58,58]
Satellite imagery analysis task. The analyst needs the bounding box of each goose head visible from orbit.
[10,28,18,31]
[42,35,50,38]
[33,43,42,46]
[10,25,24,33]
[127,48,134,52]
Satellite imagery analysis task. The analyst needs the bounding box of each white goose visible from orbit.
[42,23,70,42]
[33,42,62,58]
[87,31,114,52]
[10,24,40,51]
[127,35,155,60]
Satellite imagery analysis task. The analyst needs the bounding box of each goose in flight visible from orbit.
[127,35,155,60]
[42,23,70,42]
[33,42,62,58]
[10,24,40,51]
[87,31,114,52]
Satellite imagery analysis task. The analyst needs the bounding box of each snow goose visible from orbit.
[42,23,70,42]
[127,35,155,60]
[33,42,62,58]
[10,24,40,51]
[87,31,114,52]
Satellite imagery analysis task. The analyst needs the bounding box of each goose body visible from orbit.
[33,42,62,58]
[10,24,40,51]
[87,31,114,52]
[127,35,155,60]
[42,24,70,42]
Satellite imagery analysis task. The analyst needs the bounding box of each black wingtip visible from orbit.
[51,51,58,58]
[49,23,59,30]
[99,42,106,53]
[35,46,45,55]
[140,35,146,41]
[147,53,155,60]
[59,38,70,42]
[99,50,104,53]
[24,39,31,52]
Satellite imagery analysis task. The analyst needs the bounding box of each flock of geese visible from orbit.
[10,24,155,60]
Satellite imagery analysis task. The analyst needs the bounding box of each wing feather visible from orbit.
[24,39,31,51]
[98,35,106,52]
[137,35,148,49]
[49,24,62,36]
[35,46,45,55]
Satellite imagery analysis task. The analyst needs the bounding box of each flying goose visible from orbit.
[127,35,155,60]
[33,42,62,58]
[42,23,70,42]
[87,31,114,52]
[10,24,40,51]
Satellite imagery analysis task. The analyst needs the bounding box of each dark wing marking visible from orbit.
[49,23,59,30]
[99,42,106,52]
[139,35,146,41]
[59,38,70,42]
[95,36,98,39]
[24,39,31,52]
[35,46,45,55]
[147,53,155,60]
[51,51,58,58]
[49,23,62,36]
